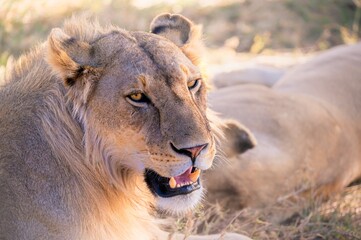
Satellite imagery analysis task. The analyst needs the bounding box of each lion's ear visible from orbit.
[150,13,203,65]
[47,28,97,86]
[220,120,257,158]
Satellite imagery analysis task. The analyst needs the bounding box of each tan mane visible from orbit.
[1,16,159,239]
[4,16,114,87]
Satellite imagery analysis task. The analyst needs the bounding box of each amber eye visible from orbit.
[129,93,143,101]
[187,79,201,90]
[126,92,150,106]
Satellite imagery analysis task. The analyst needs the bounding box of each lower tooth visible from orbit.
[169,177,176,189]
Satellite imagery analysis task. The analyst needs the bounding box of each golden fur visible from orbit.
[206,43,361,221]
[0,14,250,240]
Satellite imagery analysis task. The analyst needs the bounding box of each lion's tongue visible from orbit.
[169,167,201,189]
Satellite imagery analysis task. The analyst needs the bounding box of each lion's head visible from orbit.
[46,14,219,213]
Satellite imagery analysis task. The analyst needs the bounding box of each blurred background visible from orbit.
[1,0,361,74]
[1,1,361,238]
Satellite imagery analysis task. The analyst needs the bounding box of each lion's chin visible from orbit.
[155,187,203,215]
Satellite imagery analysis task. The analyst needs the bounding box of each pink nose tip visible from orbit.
[184,144,208,159]
[170,143,208,160]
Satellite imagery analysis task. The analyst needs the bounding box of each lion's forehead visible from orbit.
[129,32,199,77]
[102,32,199,90]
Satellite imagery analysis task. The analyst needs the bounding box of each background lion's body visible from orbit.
[207,43,361,218]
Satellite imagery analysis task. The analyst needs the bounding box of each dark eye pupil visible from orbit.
[136,94,148,102]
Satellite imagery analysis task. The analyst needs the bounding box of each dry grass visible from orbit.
[1,0,360,66]
[163,184,361,239]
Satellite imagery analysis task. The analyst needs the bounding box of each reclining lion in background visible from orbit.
[0,14,250,240]
[206,43,361,220]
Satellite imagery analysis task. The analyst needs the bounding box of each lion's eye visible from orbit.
[187,79,201,91]
[126,92,150,106]
[129,93,143,101]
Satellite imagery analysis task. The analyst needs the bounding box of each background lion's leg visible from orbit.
[161,232,252,240]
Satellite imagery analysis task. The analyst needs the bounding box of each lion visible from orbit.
[206,42,361,220]
[0,14,251,240]
[212,66,284,88]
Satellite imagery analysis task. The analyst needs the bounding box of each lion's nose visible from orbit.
[170,142,208,161]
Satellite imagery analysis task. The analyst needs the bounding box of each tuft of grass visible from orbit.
[165,184,361,239]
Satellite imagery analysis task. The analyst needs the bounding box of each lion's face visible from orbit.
[47,14,215,213]
[90,32,215,212]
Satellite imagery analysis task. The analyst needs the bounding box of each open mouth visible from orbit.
[144,166,201,198]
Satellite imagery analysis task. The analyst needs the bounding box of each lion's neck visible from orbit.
[40,78,160,239]
[78,175,160,240]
